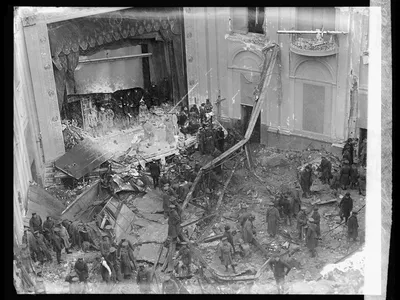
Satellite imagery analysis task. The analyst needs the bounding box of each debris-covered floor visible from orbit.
[15,140,366,294]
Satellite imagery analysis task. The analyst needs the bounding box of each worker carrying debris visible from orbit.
[311,207,321,238]
[339,192,353,223]
[306,218,318,258]
[136,263,152,294]
[299,164,313,198]
[266,202,280,238]
[74,257,89,282]
[347,211,359,242]
[318,156,333,184]
[29,212,43,233]
[162,274,179,294]
[296,206,307,240]
[217,237,236,273]
[268,256,292,294]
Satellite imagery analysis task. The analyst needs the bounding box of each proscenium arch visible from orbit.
[293,58,335,84]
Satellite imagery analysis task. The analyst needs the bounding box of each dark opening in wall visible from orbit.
[248,7,265,34]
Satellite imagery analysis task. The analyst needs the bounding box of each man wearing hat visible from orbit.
[51,227,64,264]
[296,207,307,240]
[319,156,333,184]
[29,212,43,233]
[43,216,55,244]
[243,215,255,244]
[175,242,192,276]
[136,263,152,293]
[149,160,161,189]
[223,225,236,253]
[162,274,179,294]
[266,202,280,238]
[311,207,321,238]
[347,211,359,242]
[74,257,89,282]
[300,164,313,198]
[340,160,351,190]
[339,192,353,223]
[34,230,52,264]
[306,218,318,257]
[118,237,137,270]
[268,256,292,294]
[56,220,72,254]
[218,237,236,273]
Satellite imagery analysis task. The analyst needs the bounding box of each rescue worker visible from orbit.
[189,103,199,115]
[100,256,112,283]
[137,263,152,294]
[118,237,137,270]
[278,193,292,226]
[311,207,321,238]
[119,241,133,279]
[306,218,318,257]
[218,237,236,273]
[266,202,280,237]
[107,247,123,282]
[56,221,72,254]
[349,163,359,189]
[268,256,292,294]
[52,227,64,264]
[238,204,252,229]
[216,127,225,152]
[168,204,185,242]
[74,257,89,282]
[319,156,332,184]
[205,98,213,113]
[342,138,354,165]
[162,274,179,294]
[340,160,351,190]
[34,231,53,263]
[42,216,55,243]
[100,235,111,258]
[339,192,353,223]
[23,226,38,262]
[29,212,43,233]
[300,164,313,198]
[149,160,161,189]
[175,242,192,276]
[358,165,366,196]
[243,215,255,244]
[199,103,206,124]
[347,211,359,242]
[296,207,307,240]
[223,225,236,253]
[287,184,302,217]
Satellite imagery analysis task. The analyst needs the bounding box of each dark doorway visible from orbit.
[358,128,367,155]
[241,104,260,144]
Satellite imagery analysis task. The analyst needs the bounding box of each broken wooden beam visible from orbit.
[181,213,217,229]
[201,234,224,244]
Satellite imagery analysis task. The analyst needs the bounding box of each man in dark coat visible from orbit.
[319,157,332,184]
[216,127,225,152]
[29,213,43,233]
[238,204,252,231]
[266,202,280,237]
[339,192,353,223]
[117,238,137,270]
[107,247,123,282]
[287,184,302,217]
[296,207,307,240]
[311,207,321,237]
[149,160,161,189]
[52,227,64,264]
[198,127,206,154]
[340,161,351,190]
[342,138,354,165]
[74,257,89,282]
[268,256,292,294]
[347,211,359,242]
[23,227,38,262]
[42,216,55,244]
[100,235,111,258]
[119,241,133,279]
[162,274,179,294]
[223,225,236,253]
[278,193,292,226]
[34,231,52,263]
[199,103,206,124]
[218,237,236,273]
[243,216,255,244]
[349,163,359,189]
[300,164,313,198]
[137,263,152,293]
[306,218,318,257]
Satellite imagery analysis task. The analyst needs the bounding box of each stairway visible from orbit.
[43,161,56,187]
